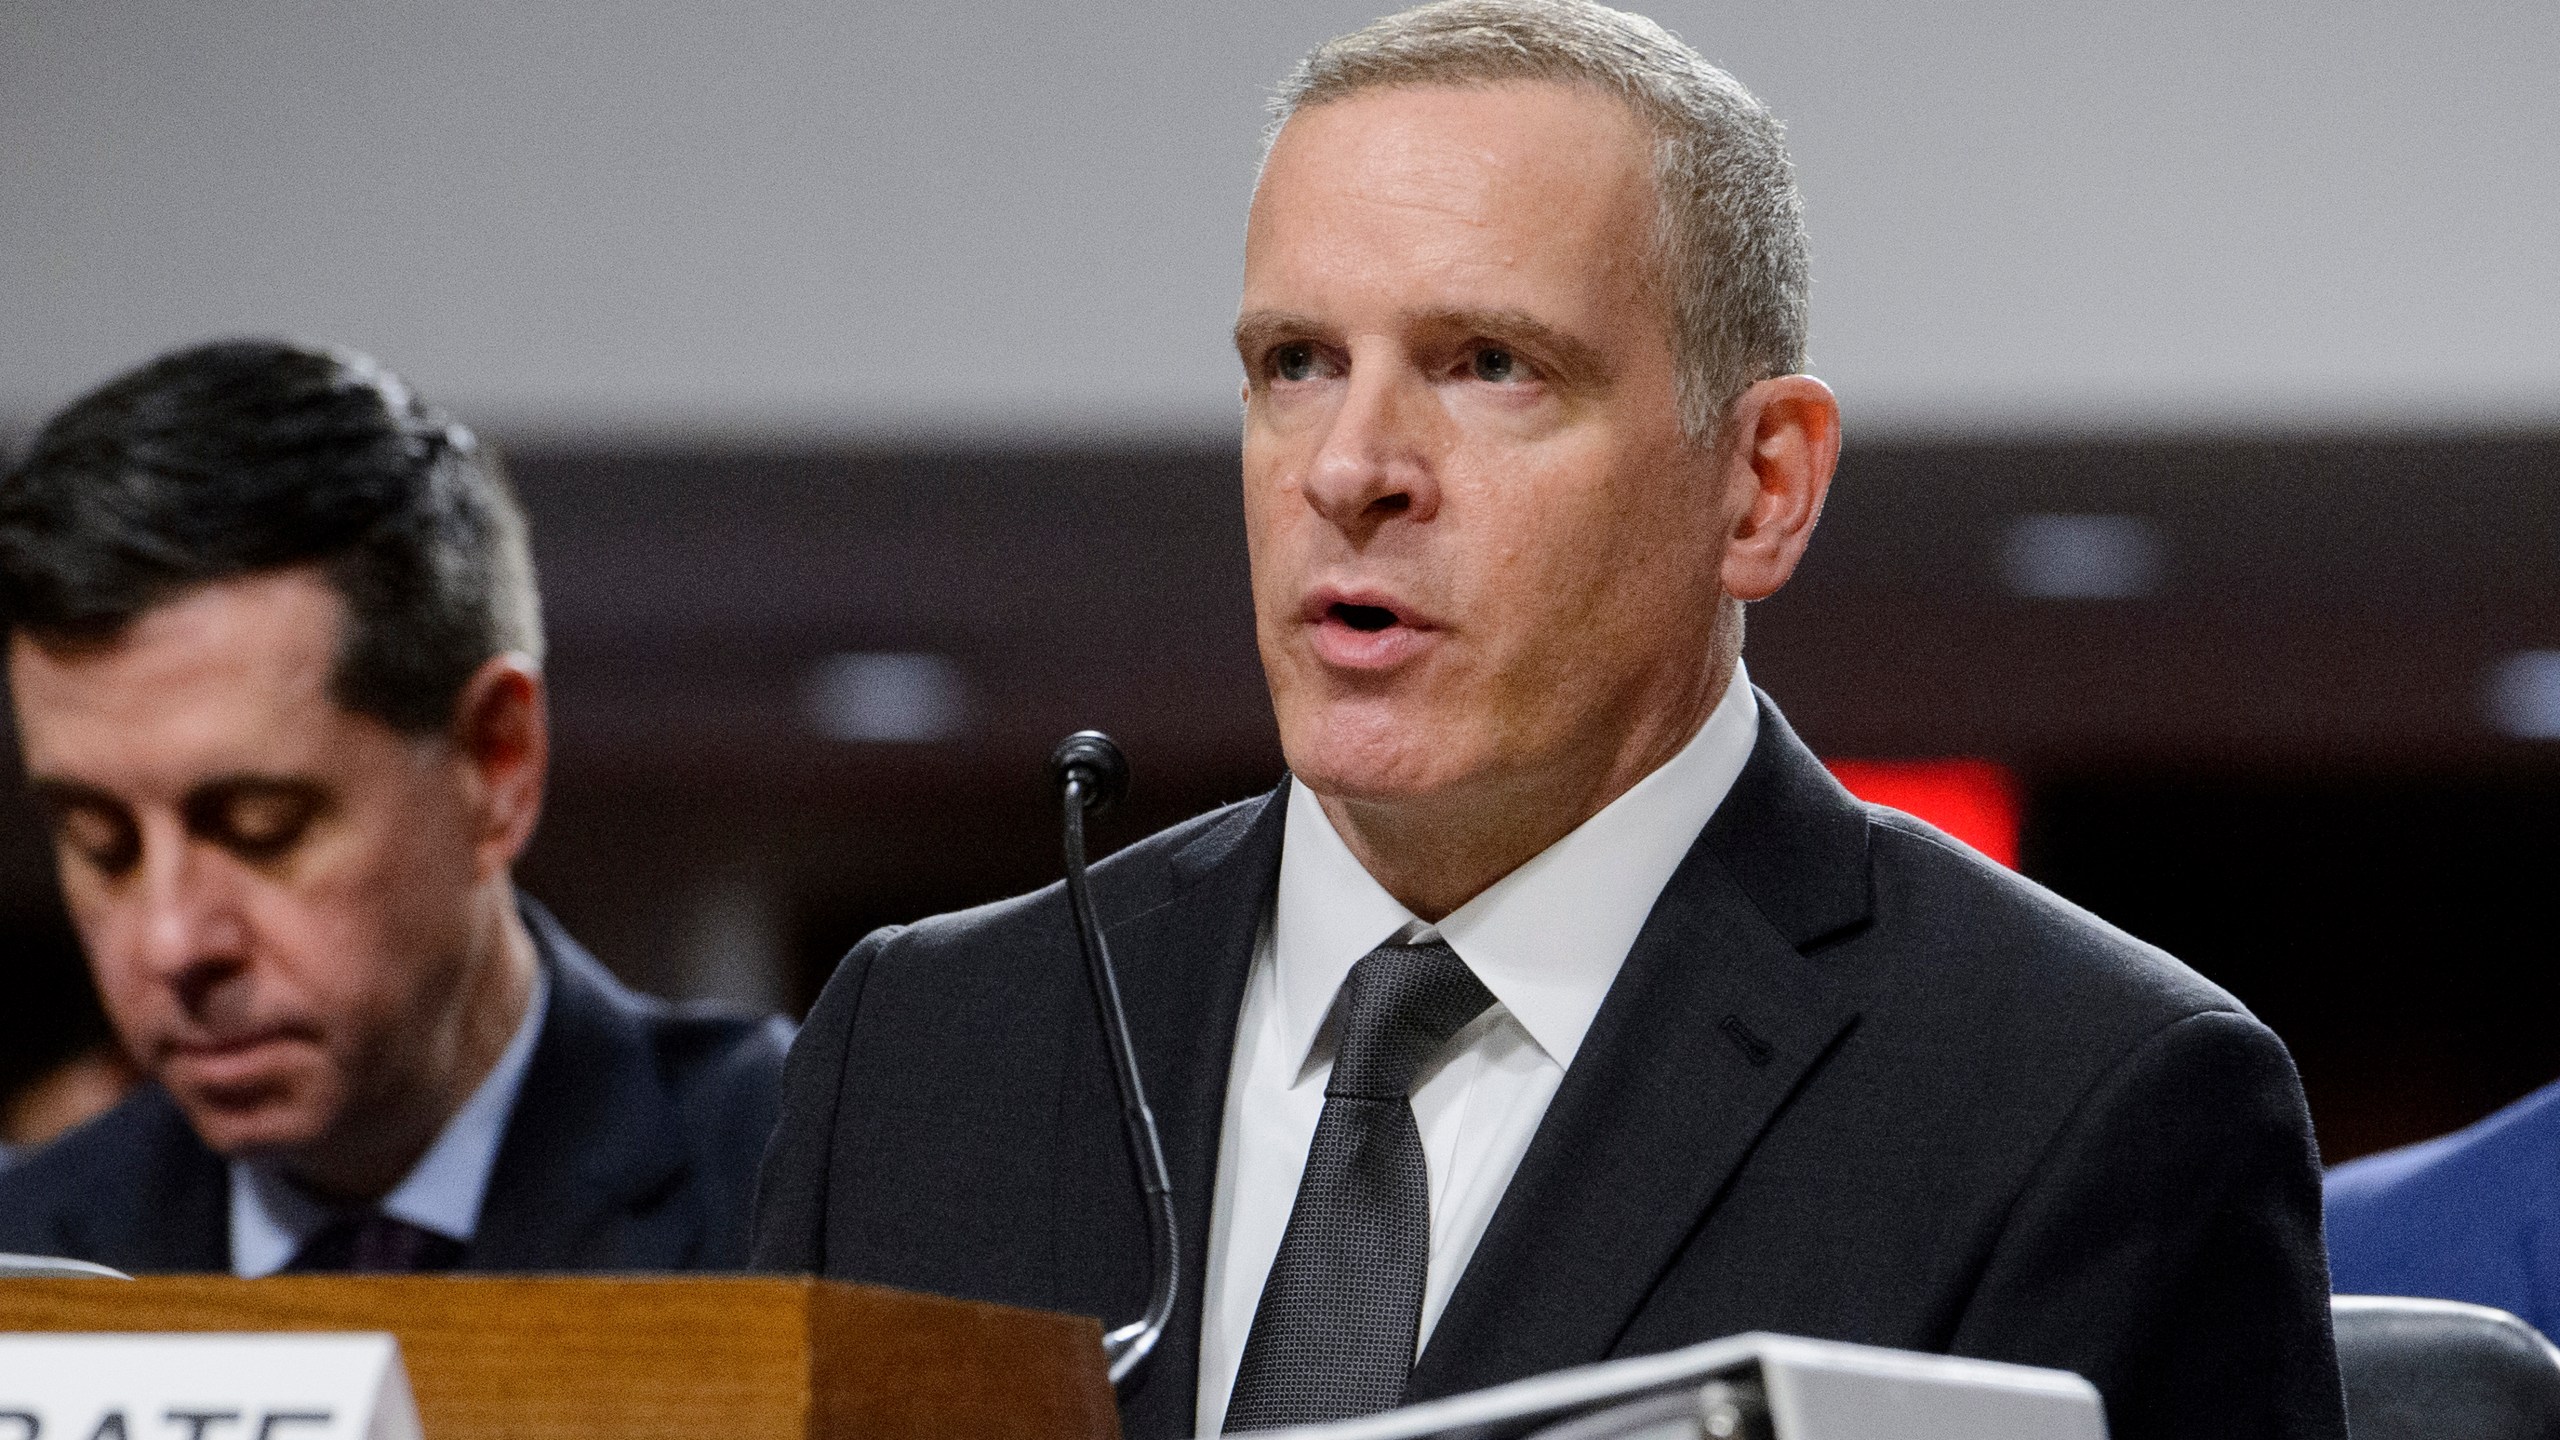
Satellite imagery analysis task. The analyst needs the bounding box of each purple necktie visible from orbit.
[284,1211,466,1273]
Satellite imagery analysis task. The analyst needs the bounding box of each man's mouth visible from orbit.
[174,1030,290,1057]
[164,1026,313,1088]
[1304,588,1438,671]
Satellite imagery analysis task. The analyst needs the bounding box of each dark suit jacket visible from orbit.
[0,899,791,1273]
[753,694,2344,1440]
[2324,1074,2560,1340]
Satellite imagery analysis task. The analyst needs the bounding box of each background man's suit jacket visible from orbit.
[753,695,2345,1440]
[0,900,791,1273]
[2325,1073,2560,1341]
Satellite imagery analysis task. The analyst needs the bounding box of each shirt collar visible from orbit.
[1270,660,1761,1074]
[229,963,551,1277]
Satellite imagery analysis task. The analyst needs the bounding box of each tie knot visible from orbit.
[285,1211,466,1274]
[1327,941,1496,1101]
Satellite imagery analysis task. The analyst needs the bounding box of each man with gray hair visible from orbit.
[755,5,2345,1437]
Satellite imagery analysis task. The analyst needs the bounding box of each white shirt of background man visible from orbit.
[1195,660,1765,1434]
[229,967,551,1278]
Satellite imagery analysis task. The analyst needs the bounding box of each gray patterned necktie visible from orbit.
[1222,940,1497,1433]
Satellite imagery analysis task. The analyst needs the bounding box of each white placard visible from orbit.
[0,1334,420,1440]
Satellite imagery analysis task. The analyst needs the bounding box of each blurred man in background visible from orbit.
[0,905,138,1169]
[755,4,2343,1438]
[0,339,788,1273]
[2326,1078,2560,1340]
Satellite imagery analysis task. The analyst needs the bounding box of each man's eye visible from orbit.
[57,806,140,876]
[1272,344,1319,383]
[1471,347,1521,383]
[205,791,321,860]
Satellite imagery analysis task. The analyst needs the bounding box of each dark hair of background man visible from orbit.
[0,337,540,734]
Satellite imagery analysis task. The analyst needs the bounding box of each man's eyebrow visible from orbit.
[1233,310,1330,358]
[179,773,328,806]
[27,773,327,810]
[1234,307,1617,385]
[26,776,118,811]
[1418,308,1615,384]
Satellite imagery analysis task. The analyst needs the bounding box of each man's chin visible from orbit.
[1282,716,1487,808]
[161,1071,335,1161]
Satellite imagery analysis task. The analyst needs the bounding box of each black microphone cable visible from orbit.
[1050,731,1177,1391]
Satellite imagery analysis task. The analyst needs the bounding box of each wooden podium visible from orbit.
[0,1276,1119,1440]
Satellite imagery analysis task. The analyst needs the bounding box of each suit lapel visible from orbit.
[1072,784,1287,1440]
[1409,695,1874,1400]
[73,1087,231,1274]
[471,906,697,1271]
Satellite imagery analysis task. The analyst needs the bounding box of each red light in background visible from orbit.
[1824,758,2023,869]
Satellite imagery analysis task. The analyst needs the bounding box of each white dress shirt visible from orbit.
[1195,662,1762,1434]
[230,966,550,1277]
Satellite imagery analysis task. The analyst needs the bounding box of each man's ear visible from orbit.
[449,653,548,879]
[1716,375,1841,603]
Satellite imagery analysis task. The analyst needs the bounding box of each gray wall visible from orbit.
[6,0,2555,440]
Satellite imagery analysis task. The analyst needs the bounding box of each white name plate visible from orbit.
[0,1334,420,1440]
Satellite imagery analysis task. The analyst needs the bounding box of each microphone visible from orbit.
[1049,731,1177,1391]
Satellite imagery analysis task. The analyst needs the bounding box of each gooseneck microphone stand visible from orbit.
[1050,731,1178,1392]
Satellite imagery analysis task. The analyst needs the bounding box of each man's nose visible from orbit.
[1301,359,1442,537]
[126,836,251,992]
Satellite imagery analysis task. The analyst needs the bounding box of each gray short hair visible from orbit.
[1274,0,1809,443]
